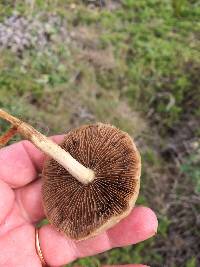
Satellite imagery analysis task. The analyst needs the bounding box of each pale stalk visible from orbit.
[0,108,94,184]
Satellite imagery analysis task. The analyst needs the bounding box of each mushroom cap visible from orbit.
[42,123,141,240]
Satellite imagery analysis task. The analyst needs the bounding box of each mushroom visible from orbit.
[0,109,141,240]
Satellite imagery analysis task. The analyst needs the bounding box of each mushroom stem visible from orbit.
[0,126,18,147]
[0,108,95,184]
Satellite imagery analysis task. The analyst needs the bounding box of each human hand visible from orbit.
[0,136,158,267]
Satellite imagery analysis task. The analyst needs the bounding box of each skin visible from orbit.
[0,135,158,267]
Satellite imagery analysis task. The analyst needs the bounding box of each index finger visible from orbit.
[0,135,64,188]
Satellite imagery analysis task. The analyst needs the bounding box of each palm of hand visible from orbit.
[0,137,157,267]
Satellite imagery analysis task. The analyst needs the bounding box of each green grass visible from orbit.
[186,257,197,267]
[1,0,199,132]
[181,154,200,193]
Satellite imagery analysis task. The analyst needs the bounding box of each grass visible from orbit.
[181,154,200,193]
[0,0,199,266]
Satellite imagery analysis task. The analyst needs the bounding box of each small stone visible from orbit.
[45,23,55,34]
[0,36,8,46]
[191,141,199,150]
[70,3,76,9]
[15,30,23,37]
[21,38,30,47]
[6,28,13,36]
[11,44,19,53]
[13,36,21,44]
